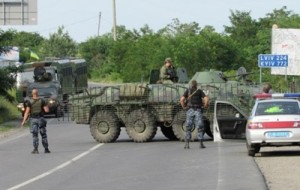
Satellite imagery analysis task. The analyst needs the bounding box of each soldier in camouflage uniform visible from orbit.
[21,88,51,154]
[180,80,209,149]
[159,58,178,84]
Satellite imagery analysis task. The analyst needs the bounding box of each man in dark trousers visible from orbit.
[180,80,209,149]
[21,88,51,154]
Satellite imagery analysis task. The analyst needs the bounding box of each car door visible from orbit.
[213,100,248,142]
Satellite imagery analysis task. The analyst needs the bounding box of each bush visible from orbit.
[0,95,19,123]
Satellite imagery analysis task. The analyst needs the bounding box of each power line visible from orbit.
[38,15,98,34]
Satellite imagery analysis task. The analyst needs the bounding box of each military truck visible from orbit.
[16,58,88,116]
[25,81,64,117]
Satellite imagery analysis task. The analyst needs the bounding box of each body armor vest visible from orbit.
[30,99,42,115]
[187,89,203,107]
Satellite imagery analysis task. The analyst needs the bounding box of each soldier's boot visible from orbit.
[44,148,51,153]
[200,140,206,149]
[184,139,190,149]
[31,148,39,154]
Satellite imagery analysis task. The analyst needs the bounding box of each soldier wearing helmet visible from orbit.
[159,58,178,84]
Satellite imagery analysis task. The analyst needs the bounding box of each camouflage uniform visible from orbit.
[159,64,177,83]
[26,98,50,153]
[30,117,48,150]
[182,87,207,148]
[185,108,205,140]
[159,58,178,84]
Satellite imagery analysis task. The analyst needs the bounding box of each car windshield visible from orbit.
[255,101,300,116]
[28,87,57,97]
[39,88,57,96]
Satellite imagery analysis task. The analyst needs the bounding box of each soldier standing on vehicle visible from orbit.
[159,57,178,84]
[21,88,51,154]
[180,80,209,149]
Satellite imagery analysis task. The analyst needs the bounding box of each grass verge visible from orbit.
[0,94,21,133]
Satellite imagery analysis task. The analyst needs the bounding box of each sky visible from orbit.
[0,0,299,43]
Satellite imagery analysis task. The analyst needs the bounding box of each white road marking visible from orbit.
[216,142,224,190]
[7,143,103,190]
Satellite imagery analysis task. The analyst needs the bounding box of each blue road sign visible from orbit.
[258,54,288,68]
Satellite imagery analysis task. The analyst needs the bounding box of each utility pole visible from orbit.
[112,0,117,41]
[97,12,101,36]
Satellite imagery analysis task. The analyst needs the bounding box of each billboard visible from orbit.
[271,28,300,76]
[0,0,37,25]
[0,46,19,61]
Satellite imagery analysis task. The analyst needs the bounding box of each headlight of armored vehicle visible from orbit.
[48,99,56,104]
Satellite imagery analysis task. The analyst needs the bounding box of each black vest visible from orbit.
[187,88,204,107]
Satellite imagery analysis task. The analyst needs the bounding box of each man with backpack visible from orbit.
[21,88,51,154]
[180,80,209,149]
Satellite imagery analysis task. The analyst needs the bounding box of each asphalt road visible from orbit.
[0,117,267,190]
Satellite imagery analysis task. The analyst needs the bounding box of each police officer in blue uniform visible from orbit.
[21,88,51,154]
[180,80,209,149]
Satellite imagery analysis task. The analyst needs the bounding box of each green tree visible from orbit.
[79,34,113,79]
[39,26,78,58]
[0,30,19,102]
[0,29,44,62]
[223,7,300,90]
[0,66,19,102]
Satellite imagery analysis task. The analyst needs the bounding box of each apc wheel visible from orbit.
[126,109,157,142]
[90,110,121,143]
[172,110,198,141]
[160,125,178,140]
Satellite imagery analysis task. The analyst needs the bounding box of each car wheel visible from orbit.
[246,141,259,157]
[254,146,261,153]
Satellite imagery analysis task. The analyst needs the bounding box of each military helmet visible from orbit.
[164,57,172,63]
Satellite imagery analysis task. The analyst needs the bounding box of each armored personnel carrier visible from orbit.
[70,68,189,143]
[70,67,264,143]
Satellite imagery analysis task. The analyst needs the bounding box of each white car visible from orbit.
[246,93,300,156]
